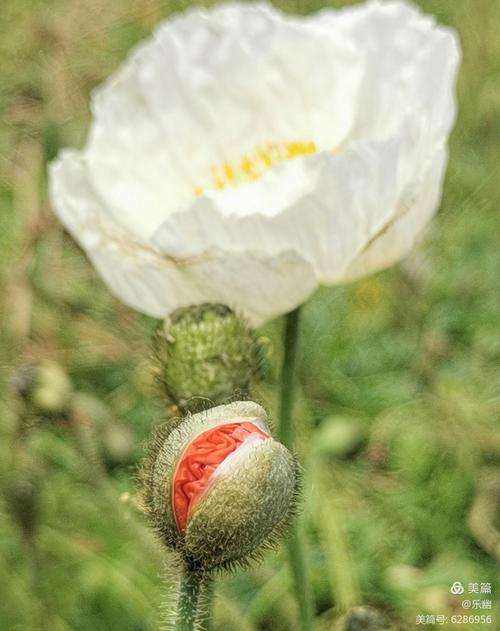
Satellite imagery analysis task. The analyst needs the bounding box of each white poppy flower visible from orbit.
[49,0,460,325]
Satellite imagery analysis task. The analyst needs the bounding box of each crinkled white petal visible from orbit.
[342,147,447,280]
[49,151,199,316]
[315,0,460,144]
[49,0,460,324]
[153,132,411,283]
[177,247,317,324]
[153,0,459,285]
[86,63,194,241]
[49,151,316,325]
[84,2,362,240]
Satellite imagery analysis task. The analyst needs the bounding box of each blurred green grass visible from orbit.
[1,1,499,630]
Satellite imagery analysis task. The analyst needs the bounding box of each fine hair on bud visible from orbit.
[153,304,266,415]
[140,401,299,571]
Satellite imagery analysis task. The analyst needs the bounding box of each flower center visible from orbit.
[193,140,317,196]
[172,421,270,532]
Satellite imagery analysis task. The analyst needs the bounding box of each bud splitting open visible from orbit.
[141,401,298,570]
[172,420,270,532]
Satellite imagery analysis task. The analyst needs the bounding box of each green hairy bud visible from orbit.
[141,401,298,571]
[153,304,265,414]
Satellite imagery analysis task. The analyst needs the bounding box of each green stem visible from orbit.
[278,307,314,631]
[315,463,360,612]
[175,565,207,631]
[278,307,301,448]
[197,576,214,631]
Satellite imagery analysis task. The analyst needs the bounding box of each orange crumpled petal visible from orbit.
[172,421,269,532]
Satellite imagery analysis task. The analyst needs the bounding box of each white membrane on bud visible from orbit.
[210,432,269,482]
[185,415,270,446]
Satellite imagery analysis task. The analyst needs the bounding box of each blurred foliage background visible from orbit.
[1,0,499,629]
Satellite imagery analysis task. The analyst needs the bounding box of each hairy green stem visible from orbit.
[278,307,314,631]
[175,565,208,631]
[196,576,214,631]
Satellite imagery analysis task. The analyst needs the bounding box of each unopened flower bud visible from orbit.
[337,606,395,631]
[141,401,298,570]
[101,422,135,468]
[314,415,365,459]
[12,360,72,416]
[153,304,265,414]
[69,393,135,468]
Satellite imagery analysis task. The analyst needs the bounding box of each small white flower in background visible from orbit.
[49,0,460,325]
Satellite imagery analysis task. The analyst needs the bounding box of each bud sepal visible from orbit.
[153,304,266,415]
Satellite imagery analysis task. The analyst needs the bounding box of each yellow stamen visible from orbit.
[193,140,316,196]
[240,156,256,179]
[223,163,235,182]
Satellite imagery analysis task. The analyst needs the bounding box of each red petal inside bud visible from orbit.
[172,421,269,532]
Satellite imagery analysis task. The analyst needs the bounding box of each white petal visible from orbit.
[49,151,200,317]
[314,0,460,144]
[152,1,459,286]
[49,150,316,325]
[83,2,362,236]
[85,63,193,241]
[147,3,362,150]
[153,125,417,283]
[342,147,447,280]
[50,1,460,323]
[177,248,317,324]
